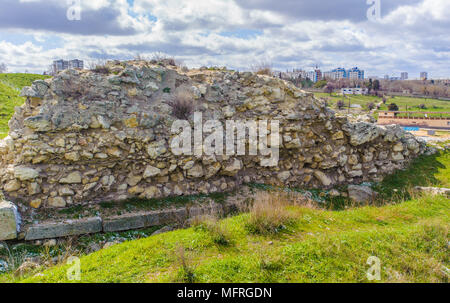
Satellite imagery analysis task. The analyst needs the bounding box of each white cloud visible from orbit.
[0,0,448,78]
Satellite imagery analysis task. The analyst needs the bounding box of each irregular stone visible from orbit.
[414,187,450,197]
[0,201,19,240]
[64,152,80,161]
[314,170,332,186]
[126,174,142,187]
[143,165,161,178]
[392,152,404,161]
[277,171,291,182]
[59,186,75,196]
[147,140,167,159]
[30,199,42,209]
[393,142,404,152]
[28,182,41,195]
[187,164,204,178]
[48,197,66,208]
[14,167,39,181]
[348,185,376,203]
[60,172,82,184]
[141,186,160,199]
[222,159,242,176]
[107,147,122,157]
[342,122,381,146]
[332,131,344,140]
[4,180,21,192]
[23,115,52,132]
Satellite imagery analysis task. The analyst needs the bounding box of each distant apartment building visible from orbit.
[341,87,368,95]
[347,67,365,80]
[401,72,408,80]
[69,59,84,69]
[323,67,364,80]
[52,59,84,74]
[277,68,322,83]
[305,69,322,83]
[420,72,428,80]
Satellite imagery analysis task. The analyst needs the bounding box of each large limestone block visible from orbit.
[0,201,19,240]
[342,122,381,146]
[25,217,102,241]
[348,185,376,203]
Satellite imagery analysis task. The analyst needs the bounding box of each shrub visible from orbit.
[244,192,307,235]
[388,103,399,111]
[336,100,345,109]
[314,80,328,89]
[169,88,195,119]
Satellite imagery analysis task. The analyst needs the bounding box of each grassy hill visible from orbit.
[0,73,50,138]
[2,150,448,283]
[314,92,450,116]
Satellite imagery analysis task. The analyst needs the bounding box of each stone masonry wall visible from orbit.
[0,60,427,210]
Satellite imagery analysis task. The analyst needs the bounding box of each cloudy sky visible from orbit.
[0,0,449,78]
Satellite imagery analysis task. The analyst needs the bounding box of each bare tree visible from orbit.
[324,83,334,95]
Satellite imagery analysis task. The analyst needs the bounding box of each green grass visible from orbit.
[314,92,450,115]
[0,73,50,139]
[0,73,50,90]
[3,151,447,283]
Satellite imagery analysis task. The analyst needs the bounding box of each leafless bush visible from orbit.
[88,60,110,74]
[169,87,196,119]
[133,53,148,61]
[251,62,273,76]
[151,52,177,66]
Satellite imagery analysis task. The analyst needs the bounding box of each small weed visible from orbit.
[176,245,196,283]
[192,215,232,246]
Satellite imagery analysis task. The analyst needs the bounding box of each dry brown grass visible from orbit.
[251,62,273,76]
[169,87,196,119]
[245,191,315,235]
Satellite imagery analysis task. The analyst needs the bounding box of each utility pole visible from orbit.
[347,95,351,114]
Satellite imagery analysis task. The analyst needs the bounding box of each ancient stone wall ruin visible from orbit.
[0,60,427,210]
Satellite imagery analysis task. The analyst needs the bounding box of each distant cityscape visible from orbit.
[275,66,431,83]
[45,58,432,83]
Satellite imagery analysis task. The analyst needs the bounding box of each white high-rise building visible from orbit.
[52,59,84,74]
